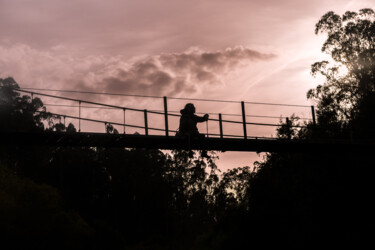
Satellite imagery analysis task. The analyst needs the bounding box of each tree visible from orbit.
[0,76,72,132]
[1,77,230,248]
[225,8,375,249]
[308,8,375,135]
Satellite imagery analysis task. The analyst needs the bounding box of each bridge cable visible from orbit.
[41,103,313,120]
[18,87,311,108]
[10,88,309,130]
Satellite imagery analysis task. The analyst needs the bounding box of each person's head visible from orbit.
[183,103,195,114]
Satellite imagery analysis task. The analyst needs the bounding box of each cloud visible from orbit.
[97,46,275,96]
[0,43,275,100]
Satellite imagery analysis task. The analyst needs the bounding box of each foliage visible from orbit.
[236,8,375,249]
[0,163,94,250]
[0,77,72,132]
[0,78,254,248]
[308,8,375,129]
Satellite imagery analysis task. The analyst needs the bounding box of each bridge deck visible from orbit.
[1,131,373,153]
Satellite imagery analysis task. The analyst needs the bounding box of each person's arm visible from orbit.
[194,114,209,123]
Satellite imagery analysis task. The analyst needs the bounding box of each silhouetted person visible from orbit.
[177,103,209,138]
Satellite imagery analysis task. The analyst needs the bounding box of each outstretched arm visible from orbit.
[194,114,209,123]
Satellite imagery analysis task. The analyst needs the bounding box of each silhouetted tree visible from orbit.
[231,8,375,249]
[308,8,375,138]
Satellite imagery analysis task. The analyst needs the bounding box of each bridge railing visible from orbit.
[13,88,315,140]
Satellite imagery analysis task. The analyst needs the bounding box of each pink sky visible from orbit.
[0,0,372,171]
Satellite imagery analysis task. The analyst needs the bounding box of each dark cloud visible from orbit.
[97,46,275,96]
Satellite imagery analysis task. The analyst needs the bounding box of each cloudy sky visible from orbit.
[0,0,373,170]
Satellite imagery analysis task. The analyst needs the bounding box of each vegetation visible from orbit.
[0,77,241,249]
[0,8,374,249]
[241,8,375,248]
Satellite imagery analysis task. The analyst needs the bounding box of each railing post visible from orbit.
[123,108,126,134]
[219,113,223,139]
[241,101,247,140]
[206,120,209,138]
[144,109,148,136]
[63,116,66,128]
[78,101,81,132]
[163,96,169,137]
[311,105,316,126]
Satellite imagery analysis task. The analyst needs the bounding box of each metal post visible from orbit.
[311,105,316,126]
[163,96,169,137]
[63,116,66,128]
[241,101,247,140]
[206,120,209,138]
[219,113,223,139]
[144,109,148,136]
[123,108,126,134]
[78,101,81,132]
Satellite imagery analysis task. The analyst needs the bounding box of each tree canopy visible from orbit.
[0,76,251,249]
[308,8,375,132]
[241,8,375,249]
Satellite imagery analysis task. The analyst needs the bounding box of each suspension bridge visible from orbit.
[1,87,373,153]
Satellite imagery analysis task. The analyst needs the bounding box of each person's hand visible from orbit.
[204,114,209,120]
